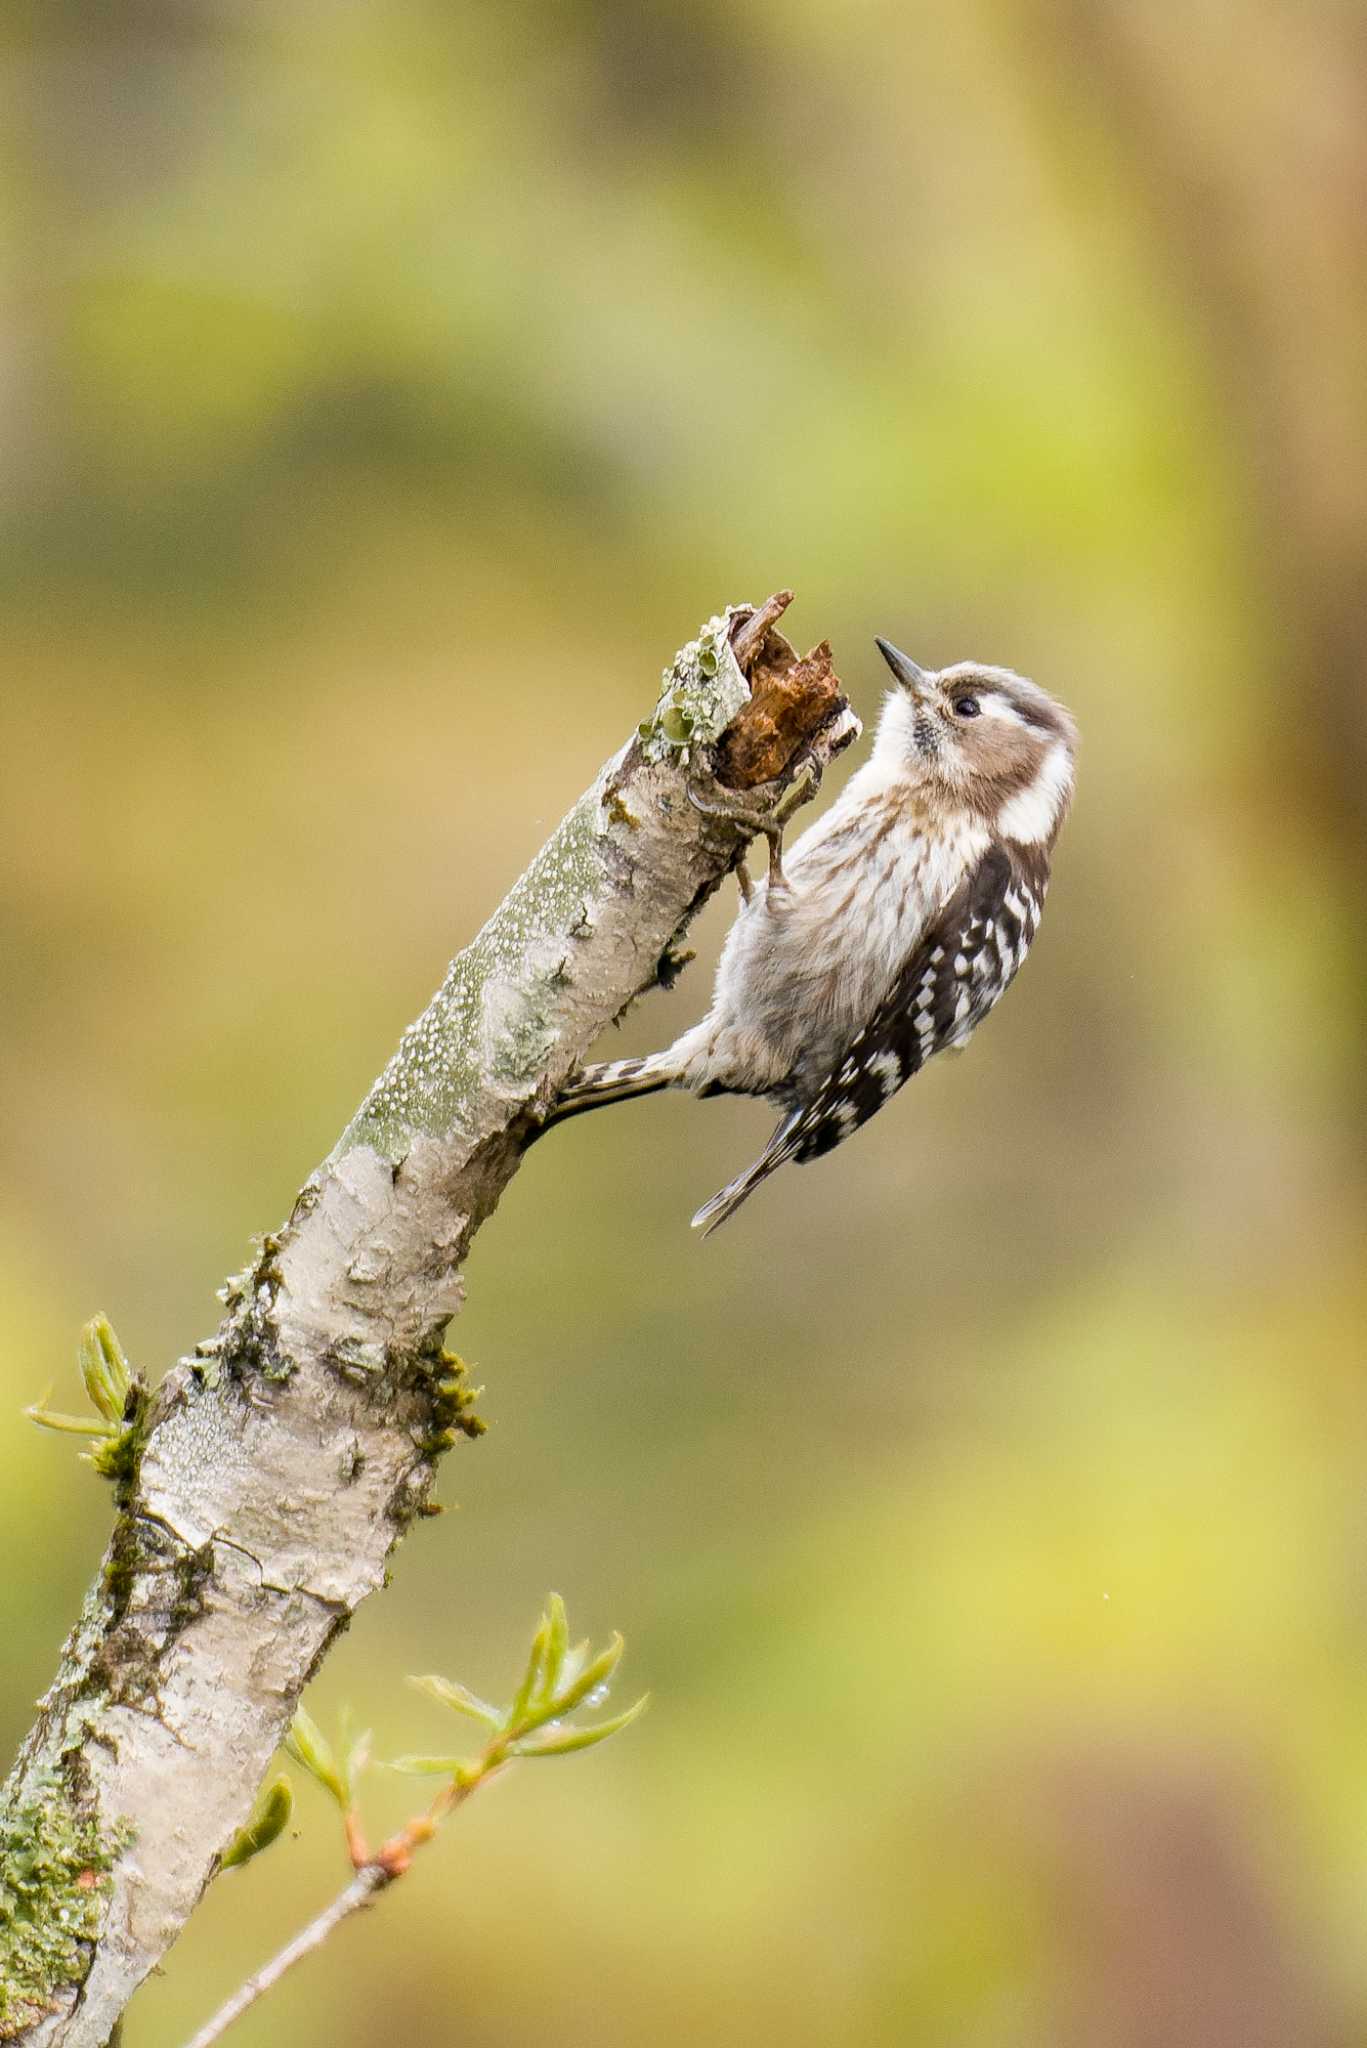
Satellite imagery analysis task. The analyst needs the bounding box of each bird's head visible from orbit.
[872,638,1077,848]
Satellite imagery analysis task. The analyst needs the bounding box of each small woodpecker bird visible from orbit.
[550,639,1077,1233]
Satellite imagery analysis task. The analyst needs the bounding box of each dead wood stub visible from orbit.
[716,613,849,790]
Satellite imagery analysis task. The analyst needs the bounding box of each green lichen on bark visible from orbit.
[0,1761,128,2039]
[636,610,748,758]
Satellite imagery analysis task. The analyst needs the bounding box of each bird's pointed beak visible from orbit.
[875,637,931,699]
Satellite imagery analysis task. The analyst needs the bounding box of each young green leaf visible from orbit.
[24,1395,116,1439]
[78,1314,133,1423]
[558,1639,591,1694]
[220,1776,294,1870]
[284,1706,347,1807]
[408,1674,502,1730]
[511,1695,649,1758]
[555,1633,624,1716]
[507,1617,551,1731]
[542,1593,570,1700]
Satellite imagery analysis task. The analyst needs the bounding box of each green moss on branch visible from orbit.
[0,1761,129,2040]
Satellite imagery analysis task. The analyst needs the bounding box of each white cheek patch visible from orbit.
[871,690,918,769]
[996,739,1072,844]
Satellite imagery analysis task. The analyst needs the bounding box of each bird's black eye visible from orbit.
[952,695,981,719]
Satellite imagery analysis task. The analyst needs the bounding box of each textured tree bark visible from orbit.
[0,599,858,2046]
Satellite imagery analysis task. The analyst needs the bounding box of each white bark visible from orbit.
[0,603,857,2046]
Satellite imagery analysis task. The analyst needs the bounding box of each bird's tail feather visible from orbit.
[690,1111,803,1237]
[546,1054,675,1125]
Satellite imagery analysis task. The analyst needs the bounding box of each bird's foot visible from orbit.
[687,754,822,892]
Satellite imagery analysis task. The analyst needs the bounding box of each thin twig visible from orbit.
[183,1782,457,2047]
[181,1866,389,2048]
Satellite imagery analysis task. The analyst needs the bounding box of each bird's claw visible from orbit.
[687,753,822,893]
[768,753,822,828]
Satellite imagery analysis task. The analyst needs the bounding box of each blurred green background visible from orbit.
[3,2,1366,2042]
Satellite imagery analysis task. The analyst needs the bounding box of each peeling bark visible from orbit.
[0,600,858,2045]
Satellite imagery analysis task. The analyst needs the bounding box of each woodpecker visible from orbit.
[550,639,1077,1233]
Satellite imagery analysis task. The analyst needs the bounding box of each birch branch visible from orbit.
[0,596,858,2045]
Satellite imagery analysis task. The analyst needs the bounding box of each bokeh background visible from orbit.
[3,3,1366,2042]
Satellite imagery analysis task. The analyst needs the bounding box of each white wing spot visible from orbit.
[871,1050,901,1095]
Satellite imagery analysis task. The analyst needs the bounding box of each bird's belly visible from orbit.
[717,851,937,1095]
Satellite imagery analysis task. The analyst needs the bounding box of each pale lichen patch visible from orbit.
[636,608,750,762]
[0,1761,130,2040]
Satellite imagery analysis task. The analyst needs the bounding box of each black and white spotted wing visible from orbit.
[691,847,1045,1233]
[791,844,1045,1161]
